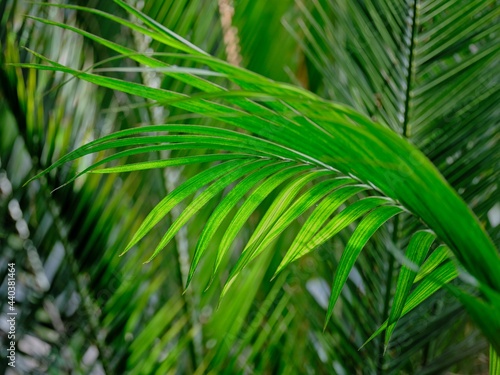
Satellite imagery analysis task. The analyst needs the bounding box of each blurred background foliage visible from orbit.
[0,0,498,374]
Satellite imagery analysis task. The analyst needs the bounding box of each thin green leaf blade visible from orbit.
[325,205,403,327]
[276,195,390,275]
[226,178,357,288]
[218,170,334,298]
[491,345,499,375]
[415,245,452,283]
[385,230,436,346]
[363,261,459,348]
[90,154,253,174]
[187,161,296,285]
[122,159,250,255]
[247,178,359,259]
[146,159,275,262]
[214,165,314,278]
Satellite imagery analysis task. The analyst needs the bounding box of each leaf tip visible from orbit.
[204,275,216,292]
[119,243,134,257]
[22,176,35,187]
[272,262,287,281]
[322,315,331,332]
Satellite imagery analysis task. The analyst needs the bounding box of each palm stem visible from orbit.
[378,0,419,370]
[402,0,419,137]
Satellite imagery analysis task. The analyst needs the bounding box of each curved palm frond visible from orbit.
[17,0,499,353]
[2,1,323,374]
[3,0,499,373]
[292,0,499,369]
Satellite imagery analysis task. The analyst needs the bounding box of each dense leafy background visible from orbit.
[0,0,498,374]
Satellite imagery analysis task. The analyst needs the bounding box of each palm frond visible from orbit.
[3,0,498,373]
[17,0,499,348]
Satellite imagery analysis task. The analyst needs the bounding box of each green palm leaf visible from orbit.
[3,0,498,373]
[18,0,499,349]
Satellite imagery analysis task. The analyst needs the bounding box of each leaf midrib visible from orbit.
[401,0,419,138]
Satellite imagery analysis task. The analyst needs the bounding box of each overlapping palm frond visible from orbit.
[2,0,498,374]
[292,0,499,370]
[293,0,499,235]
[2,1,338,374]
